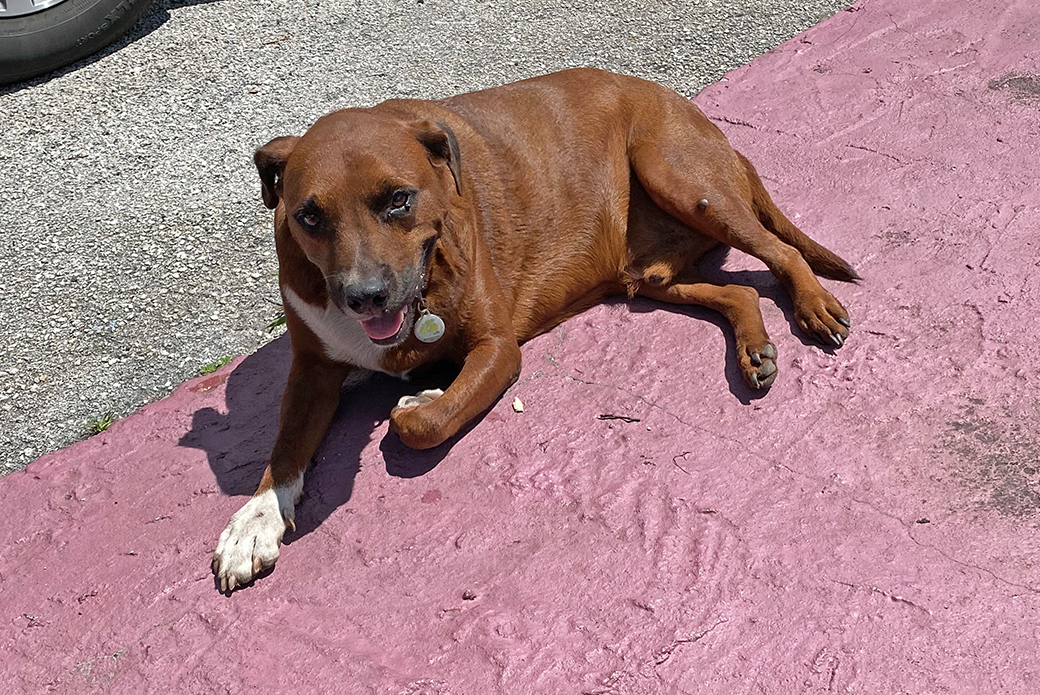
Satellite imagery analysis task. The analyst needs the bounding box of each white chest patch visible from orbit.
[282,286,392,373]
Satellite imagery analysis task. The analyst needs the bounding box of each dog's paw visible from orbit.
[390,394,449,450]
[741,341,779,390]
[395,388,444,410]
[794,291,851,348]
[212,488,295,593]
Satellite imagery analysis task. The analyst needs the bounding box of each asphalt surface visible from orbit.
[0,0,852,474]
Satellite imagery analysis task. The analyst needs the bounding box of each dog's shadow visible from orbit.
[178,337,464,542]
[182,246,842,541]
[627,245,842,404]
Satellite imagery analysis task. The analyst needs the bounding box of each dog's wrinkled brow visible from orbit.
[294,197,322,218]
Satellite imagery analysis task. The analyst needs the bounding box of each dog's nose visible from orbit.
[342,277,390,314]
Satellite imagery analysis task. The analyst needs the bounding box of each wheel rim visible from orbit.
[0,0,68,18]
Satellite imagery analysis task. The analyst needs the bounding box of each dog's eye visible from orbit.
[390,191,410,209]
[296,207,323,232]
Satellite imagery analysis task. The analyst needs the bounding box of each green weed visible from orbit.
[86,412,116,436]
[199,356,234,375]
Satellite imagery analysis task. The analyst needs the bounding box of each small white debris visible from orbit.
[512,397,524,413]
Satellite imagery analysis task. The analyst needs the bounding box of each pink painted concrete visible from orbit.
[4,1,1040,692]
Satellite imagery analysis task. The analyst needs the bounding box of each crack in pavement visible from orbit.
[653,616,729,666]
[560,370,763,464]
[848,493,1040,597]
[830,578,934,615]
[774,457,1040,597]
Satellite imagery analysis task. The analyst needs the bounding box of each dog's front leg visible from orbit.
[212,357,352,592]
[391,337,522,450]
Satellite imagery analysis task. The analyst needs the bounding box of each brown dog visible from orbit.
[212,68,856,591]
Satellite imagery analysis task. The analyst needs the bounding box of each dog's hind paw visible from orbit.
[395,388,444,410]
[743,342,778,390]
[794,292,851,349]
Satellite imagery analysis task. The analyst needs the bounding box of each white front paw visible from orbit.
[212,487,294,592]
[395,388,444,410]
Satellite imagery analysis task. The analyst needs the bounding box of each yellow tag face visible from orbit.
[414,312,445,343]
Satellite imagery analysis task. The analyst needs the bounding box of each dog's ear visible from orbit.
[414,122,462,197]
[254,136,300,209]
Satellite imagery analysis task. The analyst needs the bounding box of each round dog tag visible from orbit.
[414,311,445,343]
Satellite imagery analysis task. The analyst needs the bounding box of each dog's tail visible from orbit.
[739,153,859,282]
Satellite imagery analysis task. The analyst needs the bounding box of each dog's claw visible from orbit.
[751,358,778,390]
[837,316,851,328]
[831,333,844,347]
[744,341,778,390]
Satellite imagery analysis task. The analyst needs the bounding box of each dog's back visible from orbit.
[385,69,717,337]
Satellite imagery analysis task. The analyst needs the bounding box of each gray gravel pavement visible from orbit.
[0,0,851,475]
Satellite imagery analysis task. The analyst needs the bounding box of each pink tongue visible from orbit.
[361,309,406,341]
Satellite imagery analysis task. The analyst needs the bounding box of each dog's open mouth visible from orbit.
[361,306,410,345]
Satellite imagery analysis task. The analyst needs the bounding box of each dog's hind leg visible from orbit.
[736,152,858,283]
[627,98,853,347]
[638,281,778,389]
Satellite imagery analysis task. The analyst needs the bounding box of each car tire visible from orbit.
[0,0,155,85]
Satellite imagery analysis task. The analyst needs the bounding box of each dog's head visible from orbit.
[255,109,461,346]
